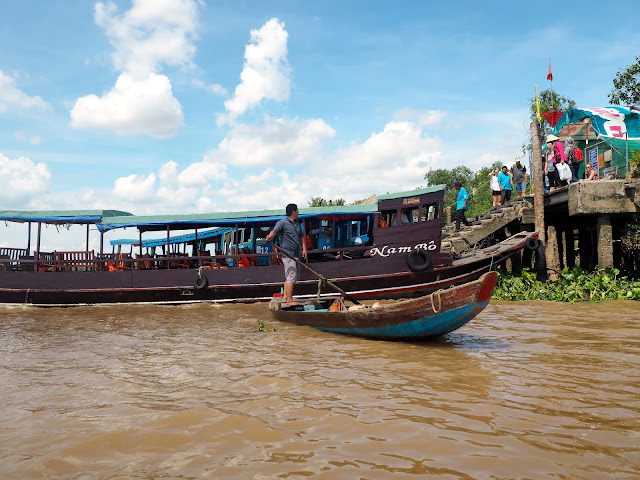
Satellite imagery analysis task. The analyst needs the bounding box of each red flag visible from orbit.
[541,111,563,127]
[547,59,553,81]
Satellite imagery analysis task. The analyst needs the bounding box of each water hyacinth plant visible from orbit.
[492,266,640,302]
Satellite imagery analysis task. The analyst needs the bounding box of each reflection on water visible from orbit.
[1,301,639,479]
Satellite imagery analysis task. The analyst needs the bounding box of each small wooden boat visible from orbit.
[268,271,498,340]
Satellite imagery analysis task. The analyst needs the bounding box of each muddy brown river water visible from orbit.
[1,300,639,479]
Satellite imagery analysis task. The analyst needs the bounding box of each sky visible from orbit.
[1,0,638,250]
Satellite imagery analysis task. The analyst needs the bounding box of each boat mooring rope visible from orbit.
[430,289,442,314]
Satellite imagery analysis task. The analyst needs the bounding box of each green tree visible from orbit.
[309,196,327,207]
[528,89,576,138]
[609,57,640,106]
[424,166,473,211]
[425,162,503,222]
[309,197,346,207]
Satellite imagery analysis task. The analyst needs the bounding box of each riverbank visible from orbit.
[492,266,640,302]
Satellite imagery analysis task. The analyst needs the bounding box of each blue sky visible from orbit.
[1,0,638,249]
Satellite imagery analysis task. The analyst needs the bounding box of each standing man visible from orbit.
[265,203,308,303]
[511,156,528,198]
[454,181,472,231]
[498,165,513,205]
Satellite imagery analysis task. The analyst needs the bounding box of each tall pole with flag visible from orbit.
[535,84,542,123]
[547,58,554,108]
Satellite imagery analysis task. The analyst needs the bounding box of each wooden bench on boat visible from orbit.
[53,250,96,271]
[0,247,28,270]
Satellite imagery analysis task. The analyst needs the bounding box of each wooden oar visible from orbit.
[268,242,362,305]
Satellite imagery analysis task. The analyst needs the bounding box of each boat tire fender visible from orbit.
[407,248,432,272]
[525,236,539,251]
[194,273,208,290]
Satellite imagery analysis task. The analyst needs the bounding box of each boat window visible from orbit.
[400,207,418,224]
[421,203,439,221]
[255,226,270,241]
[379,210,394,228]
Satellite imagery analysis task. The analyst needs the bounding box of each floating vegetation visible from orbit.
[258,321,277,332]
[493,266,640,302]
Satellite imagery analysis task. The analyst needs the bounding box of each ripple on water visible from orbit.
[0,300,639,479]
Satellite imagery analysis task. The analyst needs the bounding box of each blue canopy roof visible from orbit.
[110,227,234,247]
[98,204,379,233]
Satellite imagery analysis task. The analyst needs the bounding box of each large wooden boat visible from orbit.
[0,185,533,306]
[268,271,498,340]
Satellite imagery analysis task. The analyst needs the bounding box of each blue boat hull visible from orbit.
[269,271,498,340]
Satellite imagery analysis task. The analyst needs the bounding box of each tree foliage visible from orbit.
[424,162,502,221]
[608,57,640,106]
[309,197,345,207]
[528,89,576,138]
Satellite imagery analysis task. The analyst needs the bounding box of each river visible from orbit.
[1,300,639,479]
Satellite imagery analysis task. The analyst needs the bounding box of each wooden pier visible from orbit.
[441,179,640,277]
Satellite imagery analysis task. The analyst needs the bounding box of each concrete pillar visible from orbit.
[546,225,560,281]
[577,227,592,270]
[560,229,567,270]
[597,215,614,268]
[565,229,576,269]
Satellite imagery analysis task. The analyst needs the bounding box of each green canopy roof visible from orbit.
[376,184,446,201]
[0,209,133,224]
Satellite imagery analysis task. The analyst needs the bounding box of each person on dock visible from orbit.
[265,203,308,303]
[489,169,501,207]
[454,181,472,231]
[564,137,580,183]
[511,157,528,198]
[545,135,564,191]
[585,162,599,180]
[498,165,513,204]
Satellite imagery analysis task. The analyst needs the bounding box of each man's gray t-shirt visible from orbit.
[273,218,303,258]
[512,164,526,183]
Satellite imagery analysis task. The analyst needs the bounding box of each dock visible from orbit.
[441,179,640,275]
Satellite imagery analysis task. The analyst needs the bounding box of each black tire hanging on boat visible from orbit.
[194,273,208,290]
[525,236,539,251]
[407,248,432,272]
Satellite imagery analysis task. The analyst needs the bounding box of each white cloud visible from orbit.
[13,130,42,145]
[104,116,442,214]
[70,0,201,137]
[307,120,442,200]
[215,116,335,167]
[0,70,50,114]
[70,72,183,137]
[94,0,200,74]
[0,153,52,207]
[193,79,228,96]
[218,18,290,125]
[393,108,446,127]
[113,171,157,201]
[178,160,227,186]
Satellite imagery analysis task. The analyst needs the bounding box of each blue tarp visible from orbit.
[553,106,640,150]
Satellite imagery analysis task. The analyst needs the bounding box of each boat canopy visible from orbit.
[0,209,133,225]
[98,204,379,233]
[110,227,233,247]
[376,184,447,200]
[98,185,447,233]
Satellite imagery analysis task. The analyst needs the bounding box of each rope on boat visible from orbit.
[430,289,442,314]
